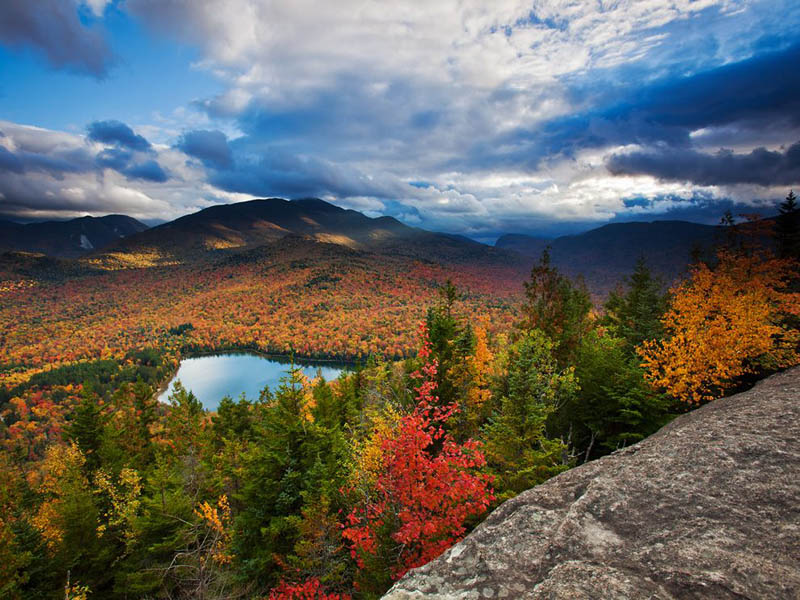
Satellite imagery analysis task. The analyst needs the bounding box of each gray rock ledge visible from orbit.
[383,367,800,599]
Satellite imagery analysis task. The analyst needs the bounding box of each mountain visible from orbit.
[496,221,720,293]
[94,197,517,267]
[384,366,800,600]
[0,215,148,258]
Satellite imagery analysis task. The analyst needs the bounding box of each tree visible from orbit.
[519,249,592,365]
[639,247,800,403]
[233,367,347,589]
[65,391,106,473]
[425,280,474,410]
[561,333,673,461]
[602,257,668,354]
[482,330,573,500]
[342,324,494,594]
[777,190,800,261]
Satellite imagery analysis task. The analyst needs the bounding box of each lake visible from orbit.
[158,353,346,410]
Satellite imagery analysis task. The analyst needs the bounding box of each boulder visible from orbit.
[383,367,800,599]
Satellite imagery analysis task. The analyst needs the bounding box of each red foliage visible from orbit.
[1,244,522,391]
[268,578,350,600]
[342,323,494,579]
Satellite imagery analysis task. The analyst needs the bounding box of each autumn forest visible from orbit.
[0,192,798,599]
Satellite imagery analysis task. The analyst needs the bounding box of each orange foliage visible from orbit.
[639,249,800,403]
[1,241,523,391]
[194,494,233,565]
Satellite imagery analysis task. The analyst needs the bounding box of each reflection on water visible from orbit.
[158,353,345,411]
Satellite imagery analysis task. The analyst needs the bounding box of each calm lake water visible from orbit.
[158,353,346,411]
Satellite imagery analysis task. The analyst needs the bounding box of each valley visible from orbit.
[1,196,798,600]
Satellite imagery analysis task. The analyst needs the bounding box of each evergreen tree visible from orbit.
[602,257,668,354]
[777,190,800,261]
[425,280,475,410]
[519,249,592,366]
[556,333,673,461]
[233,367,347,589]
[65,390,106,473]
[482,330,574,501]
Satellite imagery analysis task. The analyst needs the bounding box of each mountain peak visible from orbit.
[291,197,344,212]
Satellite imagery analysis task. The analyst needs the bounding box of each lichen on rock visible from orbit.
[383,367,800,599]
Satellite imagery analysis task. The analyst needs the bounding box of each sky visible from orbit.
[0,0,799,241]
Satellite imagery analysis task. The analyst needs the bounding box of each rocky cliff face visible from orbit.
[383,367,800,600]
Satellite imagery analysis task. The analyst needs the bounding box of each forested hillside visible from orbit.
[496,220,721,294]
[1,195,799,599]
[0,215,148,258]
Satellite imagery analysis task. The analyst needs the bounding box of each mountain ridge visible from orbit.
[92,197,513,267]
[0,214,148,258]
[496,220,721,293]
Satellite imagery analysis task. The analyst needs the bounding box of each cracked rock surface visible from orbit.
[383,367,800,599]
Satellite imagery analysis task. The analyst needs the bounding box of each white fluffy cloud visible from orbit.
[2,0,797,237]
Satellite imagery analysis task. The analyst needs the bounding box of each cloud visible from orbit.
[4,0,800,237]
[87,120,153,152]
[482,41,800,169]
[95,147,134,171]
[0,0,113,77]
[177,129,233,168]
[123,160,170,183]
[607,142,800,186]
[0,121,186,220]
[0,146,24,174]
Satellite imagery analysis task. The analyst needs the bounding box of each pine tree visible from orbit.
[519,249,592,366]
[602,257,668,354]
[777,190,800,261]
[482,330,574,500]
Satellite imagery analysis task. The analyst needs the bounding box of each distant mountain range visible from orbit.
[0,215,147,258]
[93,197,514,267]
[496,221,721,293]
[1,199,732,295]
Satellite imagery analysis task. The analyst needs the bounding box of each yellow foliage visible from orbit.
[350,405,401,488]
[466,326,494,410]
[65,582,90,600]
[29,443,87,551]
[94,468,142,543]
[194,494,233,565]
[639,249,800,403]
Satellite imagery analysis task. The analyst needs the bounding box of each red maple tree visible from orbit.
[342,323,494,580]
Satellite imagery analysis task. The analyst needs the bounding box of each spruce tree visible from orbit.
[482,330,574,500]
[602,257,668,354]
[519,248,592,366]
[777,190,800,261]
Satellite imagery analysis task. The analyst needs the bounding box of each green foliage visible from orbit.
[557,333,674,460]
[233,367,348,589]
[64,392,105,473]
[519,249,592,365]
[777,190,800,261]
[482,330,574,501]
[602,257,668,353]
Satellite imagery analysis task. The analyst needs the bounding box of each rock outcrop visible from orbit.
[383,367,800,599]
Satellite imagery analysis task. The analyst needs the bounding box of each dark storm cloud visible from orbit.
[209,152,406,201]
[95,147,134,171]
[0,146,24,173]
[607,142,800,186]
[177,130,233,169]
[0,146,95,176]
[479,42,800,170]
[87,120,152,152]
[0,0,113,77]
[123,160,169,183]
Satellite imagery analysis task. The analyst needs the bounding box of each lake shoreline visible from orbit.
[154,350,350,409]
